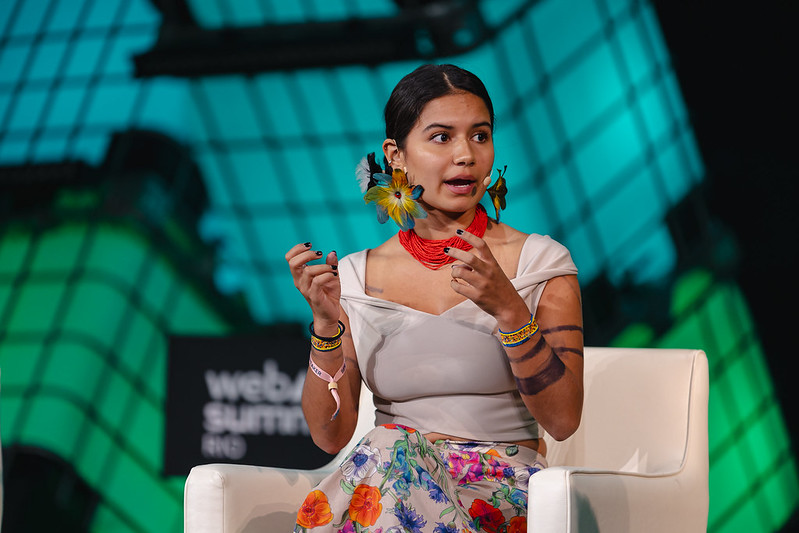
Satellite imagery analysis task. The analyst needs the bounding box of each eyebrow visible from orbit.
[422,121,492,132]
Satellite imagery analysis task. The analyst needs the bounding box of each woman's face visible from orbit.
[393,91,495,214]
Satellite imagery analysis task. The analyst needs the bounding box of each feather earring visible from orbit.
[486,165,508,222]
[357,153,427,230]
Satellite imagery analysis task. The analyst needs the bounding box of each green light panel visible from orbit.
[613,269,799,533]
[0,220,232,532]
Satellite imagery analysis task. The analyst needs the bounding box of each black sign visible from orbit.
[164,331,335,475]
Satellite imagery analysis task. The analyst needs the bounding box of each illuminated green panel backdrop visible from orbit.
[0,0,796,531]
[0,209,239,530]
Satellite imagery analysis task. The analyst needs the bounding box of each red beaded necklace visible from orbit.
[398,205,488,270]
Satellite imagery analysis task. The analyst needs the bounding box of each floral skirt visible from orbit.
[294,424,546,533]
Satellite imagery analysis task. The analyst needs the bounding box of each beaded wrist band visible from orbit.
[309,321,346,352]
[499,315,539,347]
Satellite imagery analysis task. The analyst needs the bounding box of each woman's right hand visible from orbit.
[285,243,340,327]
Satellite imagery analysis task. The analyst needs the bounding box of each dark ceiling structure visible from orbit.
[134,0,498,76]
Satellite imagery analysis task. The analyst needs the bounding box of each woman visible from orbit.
[286,64,583,532]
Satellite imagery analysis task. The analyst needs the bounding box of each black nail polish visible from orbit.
[456,229,464,235]
[331,265,338,270]
[315,250,323,256]
[332,272,338,277]
[443,247,450,253]
[303,242,311,247]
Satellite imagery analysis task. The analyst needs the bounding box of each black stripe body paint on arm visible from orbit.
[514,350,566,395]
[553,346,584,358]
[507,334,547,363]
[540,325,584,335]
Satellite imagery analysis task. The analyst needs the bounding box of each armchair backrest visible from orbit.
[543,347,709,475]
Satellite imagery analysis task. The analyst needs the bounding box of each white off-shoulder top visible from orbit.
[338,233,578,442]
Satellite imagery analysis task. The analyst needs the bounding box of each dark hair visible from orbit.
[384,64,494,149]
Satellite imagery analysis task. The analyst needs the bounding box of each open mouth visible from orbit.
[444,178,476,194]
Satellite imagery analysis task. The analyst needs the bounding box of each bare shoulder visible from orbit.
[366,234,403,265]
[485,220,527,247]
[484,221,529,277]
[364,235,406,293]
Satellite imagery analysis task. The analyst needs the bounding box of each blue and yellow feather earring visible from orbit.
[356,152,427,231]
[484,165,508,222]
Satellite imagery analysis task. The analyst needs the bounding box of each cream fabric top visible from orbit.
[338,233,578,442]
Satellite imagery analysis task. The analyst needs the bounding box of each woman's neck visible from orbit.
[410,206,477,240]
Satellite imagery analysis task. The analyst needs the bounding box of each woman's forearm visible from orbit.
[301,319,362,454]
[504,329,584,440]
[499,276,584,440]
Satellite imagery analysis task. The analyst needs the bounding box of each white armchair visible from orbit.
[184,347,709,533]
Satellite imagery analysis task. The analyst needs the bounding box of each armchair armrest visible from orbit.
[184,463,338,533]
[528,466,708,533]
[185,388,374,533]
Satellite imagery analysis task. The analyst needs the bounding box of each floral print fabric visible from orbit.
[295,424,546,533]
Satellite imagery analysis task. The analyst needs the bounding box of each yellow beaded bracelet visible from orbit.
[309,321,345,352]
[499,315,539,347]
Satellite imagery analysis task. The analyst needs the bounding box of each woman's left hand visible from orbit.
[445,230,530,330]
